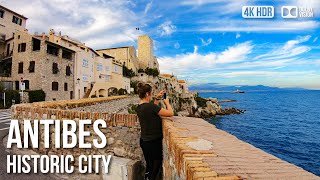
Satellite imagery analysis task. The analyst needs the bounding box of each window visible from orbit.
[70,91,73,99]
[114,65,118,72]
[32,38,41,51]
[82,59,88,67]
[28,61,35,73]
[0,10,4,18]
[97,63,103,71]
[84,87,87,93]
[52,82,58,91]
[66,66,71,76]
[18,43,26,52]
[62,50,72,60]
[105,75,110,81]
[82,74,88,82]
[52,63,59,74]
[12,16,22,25]
[24,80,30,90]
[15,81,19,90]
[18,62,23,74]
[64,83,68,91]
[47,44,59,56]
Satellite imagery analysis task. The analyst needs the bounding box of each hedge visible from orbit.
[27,90,46,103]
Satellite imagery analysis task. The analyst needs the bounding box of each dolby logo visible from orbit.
[281,6,314,18]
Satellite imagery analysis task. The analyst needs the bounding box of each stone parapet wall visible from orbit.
[162,116,319,180]
[11,105,142,167]
[14,95,128,109]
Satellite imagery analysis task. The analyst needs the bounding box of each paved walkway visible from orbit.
[0,110,11,132]
[0,110,52,180]
[168,117,320,179]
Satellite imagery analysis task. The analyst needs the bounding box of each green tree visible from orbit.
[123,65,135,78]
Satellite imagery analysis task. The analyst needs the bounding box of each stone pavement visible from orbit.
[162,116,320,180]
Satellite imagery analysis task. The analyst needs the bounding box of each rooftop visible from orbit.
[178,80,186,83]
[160,74,174,78]
[0,5,28,19]
[96,46,134,51]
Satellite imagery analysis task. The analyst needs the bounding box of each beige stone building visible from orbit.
[0,5,27,41]
[178,80,188,93]
[0,5,28,86]
[96,46,139,73]
[10,30,75,101]
[138,35,154,70]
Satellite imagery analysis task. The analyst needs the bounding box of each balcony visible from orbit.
[0,58,12,77]
[0,50,13,60]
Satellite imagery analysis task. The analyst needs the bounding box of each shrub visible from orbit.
[118,88,128,95]
[27,90,46,103]
[138,69,144,73]
[128,104,138,114]
[130,81,138,94]
[144,68,159,77]
[108,88,118,96]
[4,90,20,108]
[123,65,135,78]
[195,96,207,108]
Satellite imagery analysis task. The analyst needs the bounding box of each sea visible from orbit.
[199,90,320,176]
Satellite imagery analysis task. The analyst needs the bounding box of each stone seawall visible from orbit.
[162,116,319,180]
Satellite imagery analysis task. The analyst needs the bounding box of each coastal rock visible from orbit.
[217,107,246,115]
[207,98,218,103]
[177,110,189,117]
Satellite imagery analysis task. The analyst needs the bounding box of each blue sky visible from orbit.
[1,0,320,89]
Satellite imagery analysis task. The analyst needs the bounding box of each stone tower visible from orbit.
[138,35,154,69]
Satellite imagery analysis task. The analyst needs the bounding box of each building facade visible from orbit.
[0,5,28,87]
[96,46,139,73]
[11,30,75,101]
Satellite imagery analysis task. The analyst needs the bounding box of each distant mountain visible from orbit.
[189,83,306,91]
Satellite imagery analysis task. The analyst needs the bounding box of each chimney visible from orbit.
[42,32,46,40]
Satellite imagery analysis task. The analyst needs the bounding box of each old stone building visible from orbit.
[10,30,76,101]
[0,5,27,41]
[0,5,28,89]
[96,46,139,73]
[138,35,159,71]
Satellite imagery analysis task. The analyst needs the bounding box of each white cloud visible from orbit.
[313,37,318,43]
[200,38,212,46]
[158,41,253,74]
[174,42,180,49]
[199,20,319,32]
[218,71,312,78]
[254,35,311,60]
[157,21,177,36]
[236,33,241,39]
[181,0,249,14]
[144,1,153,15]
[1,0,143,49]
